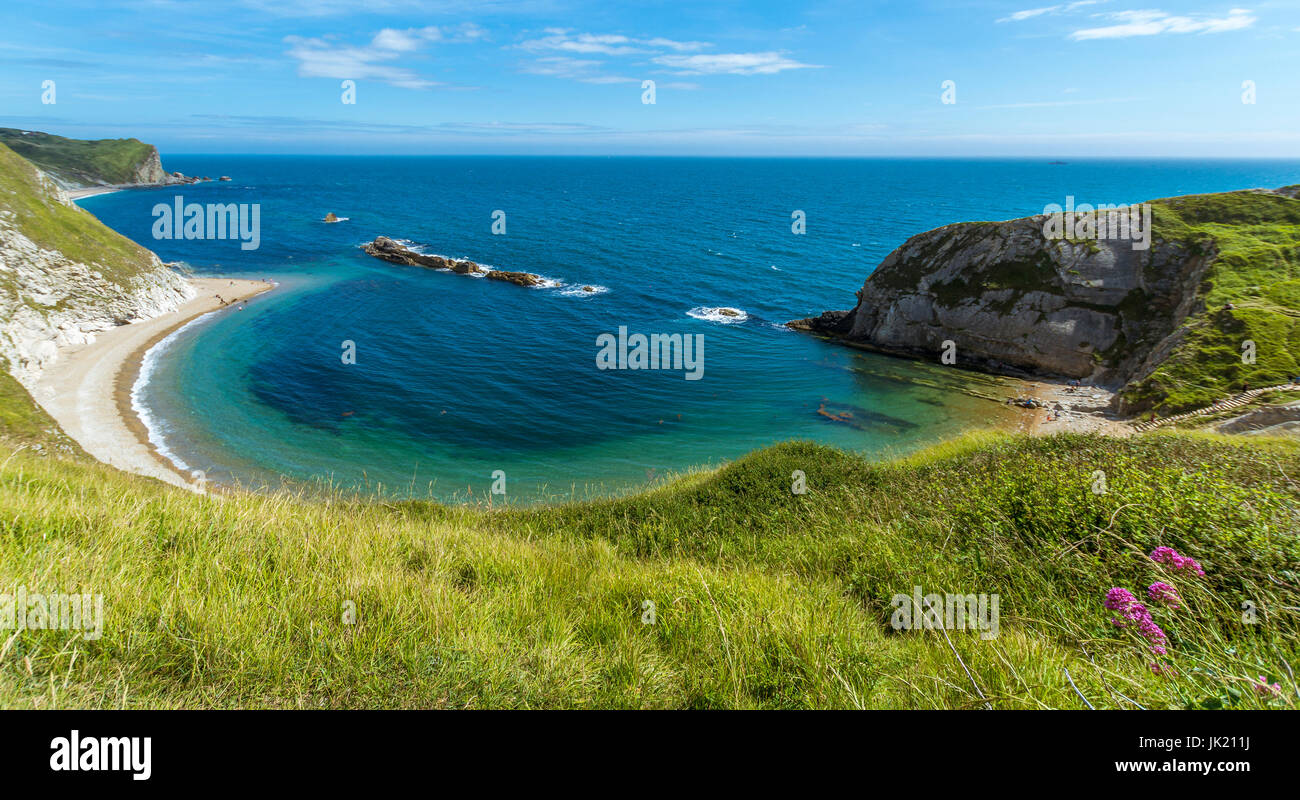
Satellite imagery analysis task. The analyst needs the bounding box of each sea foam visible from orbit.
[131,312,218,475]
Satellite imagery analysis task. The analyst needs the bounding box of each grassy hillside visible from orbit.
[1,428,1296,709]
[1123,189,1300,413]
[0,128,156,187]
[0,142,160,284]
[0,370,81,453]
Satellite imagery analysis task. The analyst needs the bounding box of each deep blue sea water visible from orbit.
[78,157,1300,501]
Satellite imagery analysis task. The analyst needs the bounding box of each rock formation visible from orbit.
[485,270,543,287]
[791,206,1216,386]
[360,237,543,287]
[791,186,1300,413]
[168,171,210,185]
[130,146,168,184]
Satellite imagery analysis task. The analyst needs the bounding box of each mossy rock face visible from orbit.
[796,186,1300,415]
[830,211,1212,382]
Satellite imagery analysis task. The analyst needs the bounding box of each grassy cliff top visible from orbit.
[0,142,160,285]
[0,128,156,186]
[1123,189,1300,413]
[1,427,1296,709]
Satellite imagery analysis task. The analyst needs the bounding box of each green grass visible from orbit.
[1122,190,1300,414]
[0,369,81,454]
[0,128,156,186]
[2,428,1296,709]
[0,142,160,284]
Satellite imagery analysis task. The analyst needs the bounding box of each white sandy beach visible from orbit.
[66,185,125,200]
[31,278,274,490]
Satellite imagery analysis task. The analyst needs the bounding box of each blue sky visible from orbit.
[2,0,1298,155]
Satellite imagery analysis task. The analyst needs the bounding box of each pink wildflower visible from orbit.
[1105,587,1137,611]
[1253,676,1282,697]
[1149,546,1205,576]
[1148,581,1181,609]
[1105,587,1168,656]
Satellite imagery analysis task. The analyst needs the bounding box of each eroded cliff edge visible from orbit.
[0,143,194,387]
[791,186,1300,414]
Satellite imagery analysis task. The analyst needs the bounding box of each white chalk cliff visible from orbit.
[0,143,194,387]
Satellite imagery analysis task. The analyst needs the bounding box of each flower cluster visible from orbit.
[1104,587,1136,611]
[1105,587,1168,656]
[1147,581,1181,609]
[1149,546,1205,576]
[1253,676,1282,698]
[1104,547,1211,672]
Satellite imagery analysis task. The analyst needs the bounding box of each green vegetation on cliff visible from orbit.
[0,128,157,187]
[1125,189,1300,413]
[0,370,80,451]
[0,142,159,283]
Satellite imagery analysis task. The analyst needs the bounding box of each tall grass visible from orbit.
[1,432,1297,709]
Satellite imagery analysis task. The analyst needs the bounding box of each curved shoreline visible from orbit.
[32,277,274,490]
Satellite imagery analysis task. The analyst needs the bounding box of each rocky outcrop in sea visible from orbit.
[361,236,544,287]
[790,208,1214,387]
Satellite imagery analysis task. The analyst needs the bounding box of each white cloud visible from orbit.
[1001,6,1062,22]
[521,56,638,84]
[519,30,802,84]
[998,2,1100,23]
[519,30,710,55]
[1070,8,1255,40]
[285,24,483,89]
[653,51,820,75]
[643,37,711,52]
[369,26,441,52]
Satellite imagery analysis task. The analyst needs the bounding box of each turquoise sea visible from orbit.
[78,157,1300,501]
